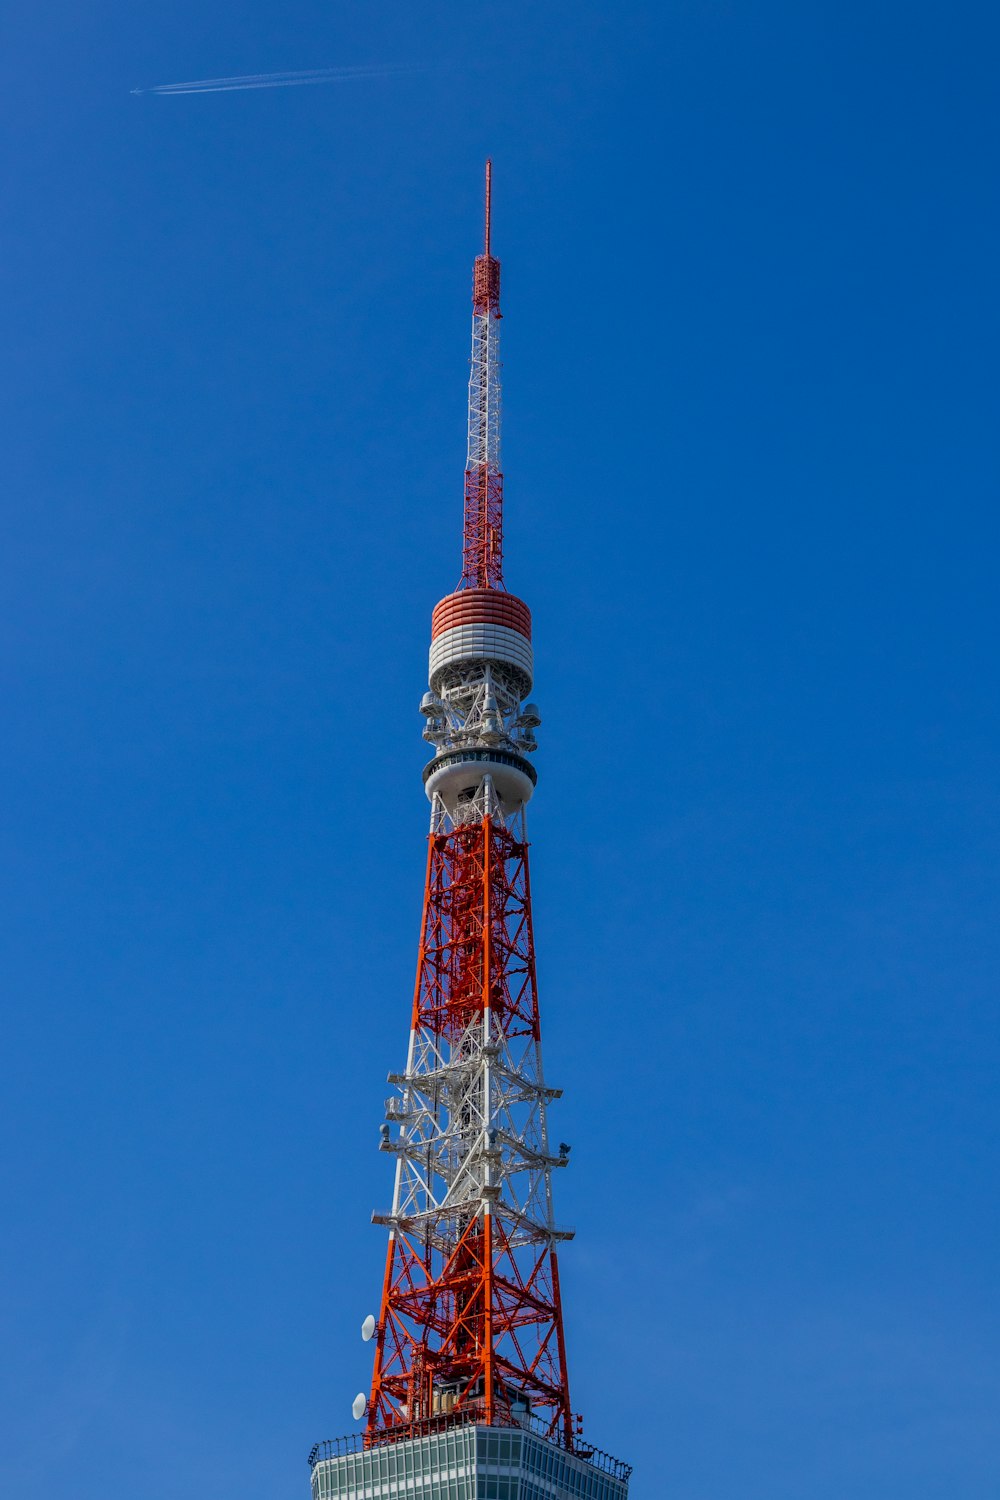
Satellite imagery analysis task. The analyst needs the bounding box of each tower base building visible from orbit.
[310,1421,631,1500]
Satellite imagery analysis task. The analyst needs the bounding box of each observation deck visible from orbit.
[423,746,536,818]
[430,588,533,697]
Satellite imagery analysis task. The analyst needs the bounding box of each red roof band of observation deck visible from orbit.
[431,588,532,643]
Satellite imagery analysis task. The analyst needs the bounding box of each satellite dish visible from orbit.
[352,1392,368,1422]
[361,1314,377,1343]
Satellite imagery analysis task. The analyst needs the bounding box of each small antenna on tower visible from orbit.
[484,158,492,258]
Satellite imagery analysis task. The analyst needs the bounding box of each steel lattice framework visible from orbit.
[366,164,576,1451]
[370,809,572,1442]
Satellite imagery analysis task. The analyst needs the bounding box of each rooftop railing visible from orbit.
[308,1409,631,1483]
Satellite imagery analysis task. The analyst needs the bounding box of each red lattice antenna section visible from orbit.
[462,160,504,590]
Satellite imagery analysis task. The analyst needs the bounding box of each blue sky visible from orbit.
[2,3,998,1497]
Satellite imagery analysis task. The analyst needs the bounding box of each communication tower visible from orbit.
[309,164,632,1500]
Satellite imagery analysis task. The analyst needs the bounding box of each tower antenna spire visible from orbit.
[462,159,503,589]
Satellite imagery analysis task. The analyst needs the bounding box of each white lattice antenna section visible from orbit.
[467,303,501,473]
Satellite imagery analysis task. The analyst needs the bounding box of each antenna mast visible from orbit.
[462,159,504,589]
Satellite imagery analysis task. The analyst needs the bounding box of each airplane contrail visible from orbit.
[132,64,418,96]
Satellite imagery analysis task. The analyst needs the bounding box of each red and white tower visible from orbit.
[369,158,571,1444]
[308,165,631,1500]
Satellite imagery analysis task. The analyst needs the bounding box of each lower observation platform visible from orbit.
[309,1416,631,1500]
